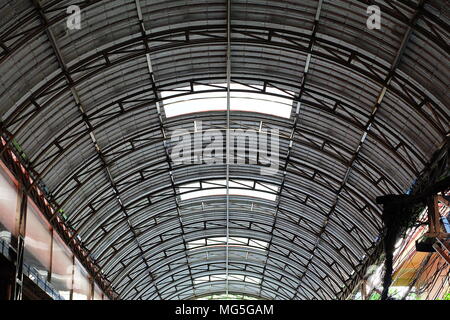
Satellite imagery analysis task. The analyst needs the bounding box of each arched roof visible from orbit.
[0,0,448,300]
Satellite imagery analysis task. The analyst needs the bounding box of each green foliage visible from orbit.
[12,139,28,161]
[369,292,380,300]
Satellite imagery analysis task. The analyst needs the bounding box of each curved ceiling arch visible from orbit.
[4,28,445,141]
[94,212,355,289]
[167,280,287,301]
[128,259,318,300]
[0,0,448,300]
[116,243,338,300]
[2,24,446,141]
[70,172,379,263]
[14,76,436,202]
[31,94,411,219]
[120,253,317,299]
[76,182,379,260]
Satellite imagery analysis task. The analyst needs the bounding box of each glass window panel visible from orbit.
[162,84,293,118]
[188,237,268,252]
[187,238,205,249]
[0,161,18,243]
[180,179,278,201]
[93,283,103,300]
[51,232,73,300]
[73,260,91,300]
[245,276,261,284]
[24,199,52,279]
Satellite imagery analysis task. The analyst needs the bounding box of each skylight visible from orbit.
[179,179,278,201]
[161,83,294,118]
[197,293,259,300]
[187,237,269,251]
[194,274,261,285]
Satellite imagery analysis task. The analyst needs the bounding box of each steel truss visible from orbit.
[0,0,448,300]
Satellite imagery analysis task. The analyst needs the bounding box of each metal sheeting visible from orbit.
[0,0,448,300]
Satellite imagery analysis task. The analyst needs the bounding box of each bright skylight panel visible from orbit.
[245,276,262,284]
[161,84,293,118]
[161,85,226,118]
[207,237,227,245]
[194,276,210,284]
[186,237,269,251]
[231,188,277,201]
[210,274,227,281]
[248,239,269,249]
[228,180,254,189]
[194,274,261,285]
[163,96,226,117]
[255,182,278,194]
[228,237,248,246]
[228,274,245,281]
[179,188,224,200]
[187,238,206,249]
[231,84,294,118]
[179,179,278,201]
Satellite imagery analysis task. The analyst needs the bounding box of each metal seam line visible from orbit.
[225,0,232,296]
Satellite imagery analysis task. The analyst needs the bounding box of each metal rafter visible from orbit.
[30,0,161,299]
[225,0,232,296]
[258,0,324,298]
[0,0,447,300]
[295,0,428,299]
